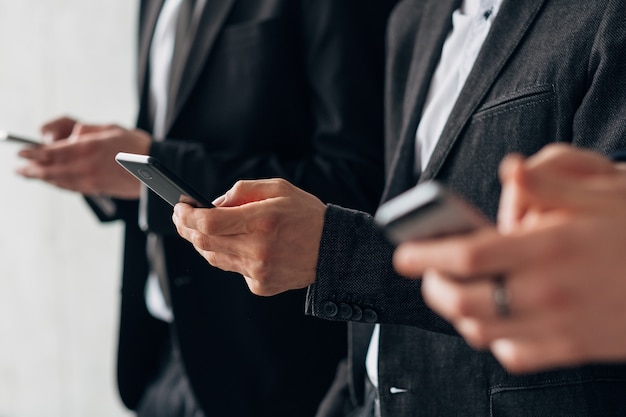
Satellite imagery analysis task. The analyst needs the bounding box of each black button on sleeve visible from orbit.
[363,308,378,323]
[322,301,339,318]
[339,303,353,320]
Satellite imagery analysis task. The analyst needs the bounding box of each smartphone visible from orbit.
[374,181,490,244]
[0,130,41,146]
[115,152,214,208]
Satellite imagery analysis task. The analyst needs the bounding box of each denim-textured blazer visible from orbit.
[308,0,626,416]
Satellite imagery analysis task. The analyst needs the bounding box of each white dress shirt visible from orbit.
[144,0,205,322]
[366,0,502,390]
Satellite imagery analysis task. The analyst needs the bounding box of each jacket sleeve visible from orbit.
[306,204,456,335]
[569,0,626,155]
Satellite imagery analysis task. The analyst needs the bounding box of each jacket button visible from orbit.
[351,305,363,321]
[339,303,353,320]
[322,301,339,318]
[363,308,378,323]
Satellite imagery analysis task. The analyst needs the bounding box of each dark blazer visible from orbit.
[308,0,626,416]
[88,1,397,415]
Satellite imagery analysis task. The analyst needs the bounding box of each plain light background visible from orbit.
[0,1,138,416]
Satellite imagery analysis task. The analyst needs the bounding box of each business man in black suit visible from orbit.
[171,0,626,415]
[17,1,396,415]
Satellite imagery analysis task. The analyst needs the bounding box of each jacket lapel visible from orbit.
[137,0,166,100]
[164,0,238,134]
[419,0,547,182]
[382,0,460,202]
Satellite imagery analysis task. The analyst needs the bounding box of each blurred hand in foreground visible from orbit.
[393,144,626,373]
[17,117,151,199]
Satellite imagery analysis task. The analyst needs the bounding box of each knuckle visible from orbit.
[205,251,218,267]
[492,340,540,374]
[270,178,291,192]
[190,229,210,250]
[245,278,275,297]
[231,180,249,194]
[253,244,270,262]
[500,350,530,374]
[536,282,569,309]
[542,143,569,156]
[538,283,568,307]
[447,290,474,318]
[204,252,231,274]
[249,284,271,297]
[463,323,491,348]
[249,258,272,283]
[196,215,217,235]
[246,280,262,295]
[174,221,184,236]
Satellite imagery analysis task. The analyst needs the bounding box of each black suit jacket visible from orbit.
[89,1,397,415]
[309,0,626,416]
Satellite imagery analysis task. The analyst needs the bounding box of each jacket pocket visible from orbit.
[490,377,626,417]
[474,84,556,119]
[462,83,558,158]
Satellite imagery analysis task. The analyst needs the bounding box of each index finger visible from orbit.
[18,139,85,164]
[173,202,253,236]
[393,223,561,279]
[523,144,615,178]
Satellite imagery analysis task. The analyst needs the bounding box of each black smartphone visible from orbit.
[374,181,490,244]
[115,152,214,208]
[0,131,41,146]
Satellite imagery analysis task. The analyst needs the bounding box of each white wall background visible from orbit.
[0,1,137,416]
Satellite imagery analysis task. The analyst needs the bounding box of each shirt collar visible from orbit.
[461,0,502,19]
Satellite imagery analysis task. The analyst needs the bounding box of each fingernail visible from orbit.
[212,194,226,206]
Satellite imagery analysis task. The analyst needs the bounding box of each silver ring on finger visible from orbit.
[493,275,511,318]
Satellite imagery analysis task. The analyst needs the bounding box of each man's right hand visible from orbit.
[173,179,327,296]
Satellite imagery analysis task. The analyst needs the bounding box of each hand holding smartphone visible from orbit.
[0,131,41,146]
[374,181,490,244]
[115,152,213,208]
